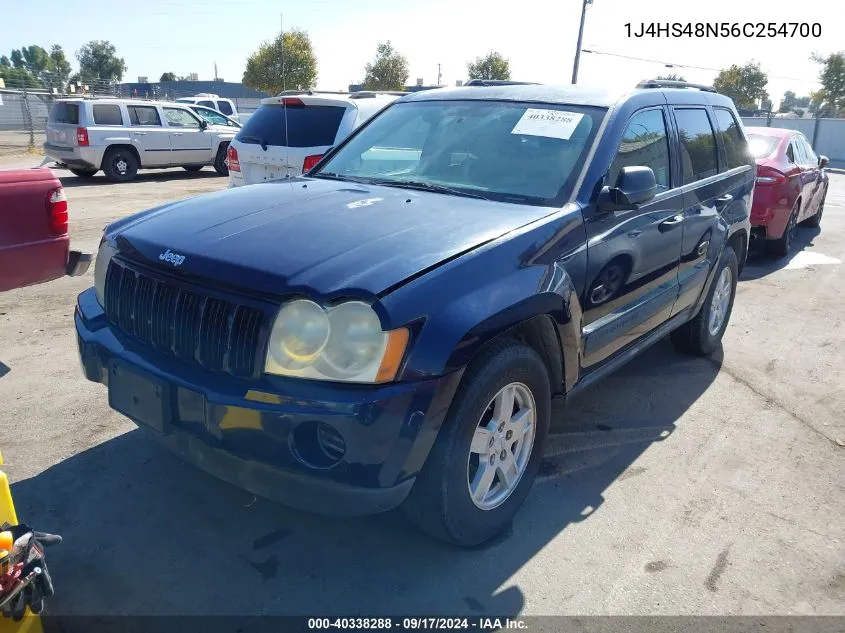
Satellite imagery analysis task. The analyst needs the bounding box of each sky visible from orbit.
[4,0,839,105]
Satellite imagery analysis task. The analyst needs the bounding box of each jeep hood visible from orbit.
[107,177,552,298]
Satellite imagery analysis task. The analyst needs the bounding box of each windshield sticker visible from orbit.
[511,109,584,140]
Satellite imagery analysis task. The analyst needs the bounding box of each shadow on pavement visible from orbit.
[0,360,9,379]
[56,169,224,188]
[741,225,821,281]
[12,339,721,622]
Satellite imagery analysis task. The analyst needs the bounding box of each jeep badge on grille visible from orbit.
[159,249,186,267]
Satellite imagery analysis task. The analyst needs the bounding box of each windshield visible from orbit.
[312,100,605,206]
[747,134,780,158]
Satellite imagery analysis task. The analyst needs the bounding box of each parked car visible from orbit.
[187,104,241,129]
[226,91,399,187]
[43,98,237,182]
[75,80,752,546]
[745,126,829,255]
[1,168,90,292]
[175,94,240,122]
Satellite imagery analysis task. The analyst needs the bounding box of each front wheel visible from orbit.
[402,339,551,547]
[671,245,738,356]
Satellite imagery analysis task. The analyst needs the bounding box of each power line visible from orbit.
[581,48,820,83]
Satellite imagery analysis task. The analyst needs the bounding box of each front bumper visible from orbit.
[74,288,461,516]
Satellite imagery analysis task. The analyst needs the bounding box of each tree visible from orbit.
[779,90,797,112]
[75,40,126,82]
[656,73,686,82]
[10,49,25,69]
[0,55,9,68]
[21,45,51,75]
[0,66,42,89]
[811,51,845,116]
[760,98,773,113]
[467,51,510,81]
[713,61,768,109]
[160,72,177,82]
[363,41,408,91]
[47,45,72,90]
[243,28,317,94]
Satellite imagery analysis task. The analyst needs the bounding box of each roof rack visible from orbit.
[349,90,407,99]
[636,79,717,93]
[463,79,540,87]
[275,89,350,97]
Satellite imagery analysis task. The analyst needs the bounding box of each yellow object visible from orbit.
[0,533,12,553]
[0,451,44,633]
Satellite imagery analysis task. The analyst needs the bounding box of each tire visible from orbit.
[765,201,798,257]
[183,165,203,172]
[214,144,229,176]
[670,245,739,356]
[402,339,551,547]
[802,186,826,228]
[102,147,139,183]
[69,167,97,178]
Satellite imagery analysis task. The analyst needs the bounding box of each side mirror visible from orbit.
[819,155,829,169]
[597,166,657,212]
[199,119,208,131]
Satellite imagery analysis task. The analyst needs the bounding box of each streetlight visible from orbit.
[571,0,593,84]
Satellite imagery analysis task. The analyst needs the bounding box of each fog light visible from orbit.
[290,421,346,469]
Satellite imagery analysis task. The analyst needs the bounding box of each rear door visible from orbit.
[162,106,212,165]
[233,99,350,183]
[45,101,81,149]
[127,105,170,166]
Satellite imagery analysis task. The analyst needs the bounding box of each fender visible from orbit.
[379,206,588,393]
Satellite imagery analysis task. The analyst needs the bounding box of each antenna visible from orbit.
[281,13,290,177]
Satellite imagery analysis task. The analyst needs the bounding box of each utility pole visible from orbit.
[571,0,593,84]
[437,63,442,86]
[280,13,286,92]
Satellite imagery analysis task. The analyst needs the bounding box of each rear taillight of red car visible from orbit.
[76,127,89,147]
[303,154,323,172]
[46,187,68,235]
[227,144,240,172]
[755,165,786,185]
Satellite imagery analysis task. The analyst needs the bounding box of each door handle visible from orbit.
[658,215,684,232]
[715,194,733,205]
[173,132,183,136]
[134,131,147,136]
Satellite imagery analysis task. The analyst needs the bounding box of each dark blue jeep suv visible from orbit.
[76,81,753,546]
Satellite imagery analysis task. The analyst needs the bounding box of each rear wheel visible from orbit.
[671,246,738,356]
[802,186,826,228]
[102,148,139,183]
[182,165,203,172]
[766,201,798,257]
[402,339,550,547]
[214,144,229,176]
[69,167,97,178]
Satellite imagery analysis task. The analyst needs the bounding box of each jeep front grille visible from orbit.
[103,259,265,378]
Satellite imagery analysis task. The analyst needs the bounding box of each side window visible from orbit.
[713,108,749,171]
[196,108,227,126]
[216,101,234,115]
[786,142,796,163]
[674,108,718,184]
[198,100,215,109]
[800,136,817,165]
[128,105,161,126]
[92,104,123,126]
[791,138,807,165]
[163,108,201,128]
[608,108,671,191]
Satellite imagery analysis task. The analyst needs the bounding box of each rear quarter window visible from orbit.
[50,102,80,124]
[236,104,347,147]
[713,108,750,170]
[216,101,234,115]
[93,104,124,126]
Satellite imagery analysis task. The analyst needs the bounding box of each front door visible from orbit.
[796,134,823,221]
[162,107,212,165]
[581,106,684,368]
[128,105,170,167]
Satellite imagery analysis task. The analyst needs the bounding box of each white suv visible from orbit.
[226,91,399,188]
[175,94,240,122]
[44,98,237,182]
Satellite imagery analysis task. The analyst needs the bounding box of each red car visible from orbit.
[745,126,829,256]
[0,167,91,292]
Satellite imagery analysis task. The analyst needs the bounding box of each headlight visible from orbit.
[264,299,409,384]
[94,239,117,307]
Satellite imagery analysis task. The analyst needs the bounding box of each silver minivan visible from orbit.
[43,98,237,182]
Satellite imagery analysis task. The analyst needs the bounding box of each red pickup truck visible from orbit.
[0,168,91,292]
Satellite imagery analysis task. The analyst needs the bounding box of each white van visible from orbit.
[226,91,399,187]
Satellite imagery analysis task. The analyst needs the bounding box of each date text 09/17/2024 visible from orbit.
[307,617,528,630]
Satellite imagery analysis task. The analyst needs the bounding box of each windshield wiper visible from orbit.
[238,135,267,151]
[311,172,371,183]
[367,178,489,200]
